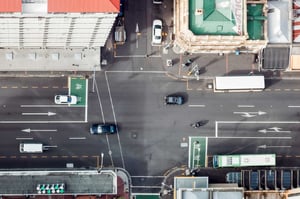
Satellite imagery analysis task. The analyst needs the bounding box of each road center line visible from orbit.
[188,105,206,107]
[288,105,300,108]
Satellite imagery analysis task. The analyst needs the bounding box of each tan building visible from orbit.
[173,0,268,54]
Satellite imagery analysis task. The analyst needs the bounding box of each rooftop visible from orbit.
[189,0,243,35]
[0,169,117,196]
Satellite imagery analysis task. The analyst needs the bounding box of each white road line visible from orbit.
[69,137,86,140]
[288,105,300,108]
[217,121,300,124]
[107,70,166,74]
[215,121,218,137]
[16,138,33,140]
[188,105,206,107]
[131,176,165,178]
[22,112,56,116]
[21,105,85,108]
[114,55,161,58]
[208,136,292,139]
[237,105,255,108]
[105,71,125,169]
[22,128,57,133]
[85,79,88,122]
[0,121,86,123]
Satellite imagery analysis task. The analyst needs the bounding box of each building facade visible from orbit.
[173,0,268,54]
[0,0,119,71]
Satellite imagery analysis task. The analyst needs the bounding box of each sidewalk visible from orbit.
[161,44,300,82]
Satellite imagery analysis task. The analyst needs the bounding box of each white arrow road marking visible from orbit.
[22,128,58,133]
[258,127,291,134]
[22,112,56,116]
[258,145,292,149]
[233,111,266,118]
[233,112,256,118]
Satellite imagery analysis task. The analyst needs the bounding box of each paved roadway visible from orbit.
[0,74,300,171]
[0,0,300,194]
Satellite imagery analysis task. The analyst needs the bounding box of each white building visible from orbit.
[0,0,120,71]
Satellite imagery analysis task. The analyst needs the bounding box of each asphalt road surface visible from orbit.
[1,74,300,176]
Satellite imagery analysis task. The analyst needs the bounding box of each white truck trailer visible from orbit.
[214,75,265,92]
[19,143,44,153]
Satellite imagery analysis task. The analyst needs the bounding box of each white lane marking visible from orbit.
[105,71,125,169]
[0,121,85,123]
[237,105,255,108]
[22,128,57,133]
[16,138,33,140]
[21,105,85,107]
[85,79,89,122]
[22,112,56,116]
[258,145,291,149]
[188,105,206,107]
[218,121,300,124]
[288,105,300,108]
[208,136,291,139]
[107,70,166,73]
[131,176,165,178]
[114,55,161,58]
[69,137,86,140]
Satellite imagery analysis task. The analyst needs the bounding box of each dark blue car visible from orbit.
[90,124,117,134]
[118,0,125,17]
[164,95,184,105]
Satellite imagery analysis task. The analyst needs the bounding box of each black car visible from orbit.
[90,124,117,134]
[164,95,184,105]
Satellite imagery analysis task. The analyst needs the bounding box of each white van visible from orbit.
[19,143,43,153]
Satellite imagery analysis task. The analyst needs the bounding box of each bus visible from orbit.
[213,154,276,168]
[214,75,265,92]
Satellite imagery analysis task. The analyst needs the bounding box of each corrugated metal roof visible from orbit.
[48,0,120,13]
[0,0,22,12]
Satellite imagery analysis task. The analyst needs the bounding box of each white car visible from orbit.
[54,95,77,105]
[152,19,162,45]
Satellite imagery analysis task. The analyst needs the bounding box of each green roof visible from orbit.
[247,4,266,40]
[189,0,241,35]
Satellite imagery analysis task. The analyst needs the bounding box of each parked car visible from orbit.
[90,124,117,134]
[54,95,77,105]
[118,0,125,17]
[164,95,184,105]
[152,19,162,45]
[153,0,162,4]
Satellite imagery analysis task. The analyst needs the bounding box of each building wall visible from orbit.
[0,13,117,49]
[173,0,268,54]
